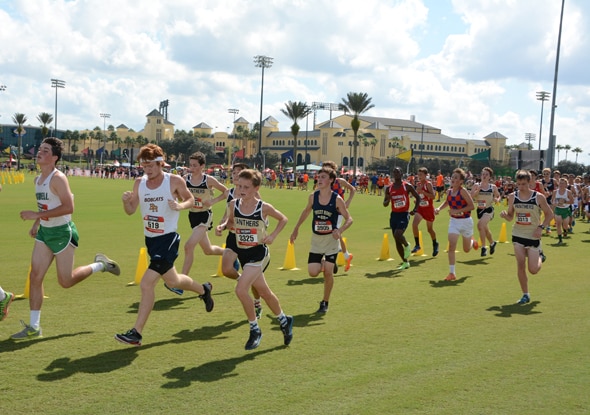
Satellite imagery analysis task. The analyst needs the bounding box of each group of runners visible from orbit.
[1,137,587,349]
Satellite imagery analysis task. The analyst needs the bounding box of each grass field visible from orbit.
[1,175,589,414]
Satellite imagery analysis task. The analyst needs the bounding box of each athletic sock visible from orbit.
[90,262,104,273]
[343,251,350,260]
[414,236,420,246]
[30,310,41,330]
[249,320,259,331]
[449,265,456,274]
[0,287,5,301]
[277,312,287,326]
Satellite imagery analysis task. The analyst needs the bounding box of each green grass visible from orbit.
[1,175,589,414]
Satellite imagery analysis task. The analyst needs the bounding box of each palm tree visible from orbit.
[340,92,374,175]
[80,132,88,167]
[555,144,564,163]
[370,138,378,161]
[12,113,27,170]
[564,144,571,161]
[63,130,73,155]
[572,147,583,163]
[280,101,312,168]
[37,112,53,138]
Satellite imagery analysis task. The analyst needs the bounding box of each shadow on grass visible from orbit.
[36,320,247,381]
[161,345,284,388]
[581,239,590,243]
[365,268,407,279]
[286,276,343,286]
[486,301,542,317]
[125,295,214,314]
[428,276,469,287]
[0,331,93,354]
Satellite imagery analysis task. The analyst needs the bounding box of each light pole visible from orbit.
[547,0,566,168]
[254,55,273,170]
[0,84,5,120]
[51,79,65,136]
[228,108,239,165]
[420,123,424,163]
[536,91,550,153]
[100,113,110,165]
[525,133,536,150]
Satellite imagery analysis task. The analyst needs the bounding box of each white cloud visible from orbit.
[1,0,590,165]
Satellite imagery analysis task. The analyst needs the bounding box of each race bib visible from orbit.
[419,199,429,207]
[314,220,333,234]
[144,215,165,234]
[478,200,487,208]
[516,213,532,225]
[193,198,203,209]
[236,228,259,247]
[394,199,406,209]
[38,202,49,221]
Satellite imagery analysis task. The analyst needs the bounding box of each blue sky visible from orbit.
[1,0,589,164]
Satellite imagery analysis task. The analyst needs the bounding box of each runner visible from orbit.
[322,161,355,271]
[215,163,263,319]
[290,166,353,313]
[383,167,421,270]
[500,170,553,304]
[217,169,293,350]
[435,168,478,281]
[410,167,439,257]
[115,144,213,346]
[471,167,501,257]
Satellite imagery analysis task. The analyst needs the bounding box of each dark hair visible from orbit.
[42,137,64,163]
[189,151,206,165]
[515,170,531,181]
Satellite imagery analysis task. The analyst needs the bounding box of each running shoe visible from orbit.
[404,244,411,260]
[411,245,421,254]
[317,300,329,314]
[94,253,121,276]
[115,328,142,346]
[0,291,15,321]
[490,241,497,255]
[333,262,338,275]
[199,282,214,312]
[164,283,184,296]
[345,254,353,272]
[481,247,487,257]
[471,238,479,250]
[540,250,546,263]
[280,315,294,346]
[444,273,456,281]
[11,320,42,340]
[516,294,530,305]
[432,241,439,257]
[245,328,262,350]
[397,262,410,270]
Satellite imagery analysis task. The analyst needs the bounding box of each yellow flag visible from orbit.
[3,147,10,154]
[395,149,413,162]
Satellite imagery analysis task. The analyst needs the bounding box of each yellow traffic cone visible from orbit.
[336,237,347,266]
[128,247,148,286]
[212,244,226,277]
[16,265,48,299]
[498,222,509,243]
[413,231,427,256]
[280,240,299,270]
[377,233,393,261]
